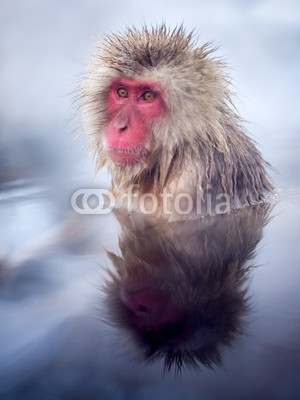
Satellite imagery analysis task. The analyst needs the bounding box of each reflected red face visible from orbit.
[105,78,165,166]
[122,277,186,344]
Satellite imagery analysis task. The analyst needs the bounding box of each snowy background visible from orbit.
[0,0,299,189]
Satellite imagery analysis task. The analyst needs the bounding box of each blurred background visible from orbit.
[1,1,300,399]
[1,0,299,189]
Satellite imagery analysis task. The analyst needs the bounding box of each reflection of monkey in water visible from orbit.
[103,204,271,372]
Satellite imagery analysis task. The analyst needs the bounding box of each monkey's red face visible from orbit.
[105,78,165,166]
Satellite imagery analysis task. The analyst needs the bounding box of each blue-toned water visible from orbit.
[0,180,299,399]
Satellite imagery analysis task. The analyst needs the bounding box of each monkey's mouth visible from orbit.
[107,146,146,166]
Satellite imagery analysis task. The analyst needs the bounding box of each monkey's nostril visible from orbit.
[119,125,127,132]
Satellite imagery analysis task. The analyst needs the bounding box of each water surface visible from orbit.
[0,181,299,400]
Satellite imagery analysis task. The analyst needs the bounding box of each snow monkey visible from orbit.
[82,25,273,218]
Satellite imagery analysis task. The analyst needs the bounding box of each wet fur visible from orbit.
[82,25,274,212]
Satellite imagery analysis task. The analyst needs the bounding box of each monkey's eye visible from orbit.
[140,91,156,102]
[117,87,128,98]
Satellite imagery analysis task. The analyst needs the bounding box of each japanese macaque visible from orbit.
[102,204,271,372]
[82,25,273,218]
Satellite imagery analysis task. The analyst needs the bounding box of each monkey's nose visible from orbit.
[114,119,128,132]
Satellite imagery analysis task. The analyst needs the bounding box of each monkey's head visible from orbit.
[82,25,236,189]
